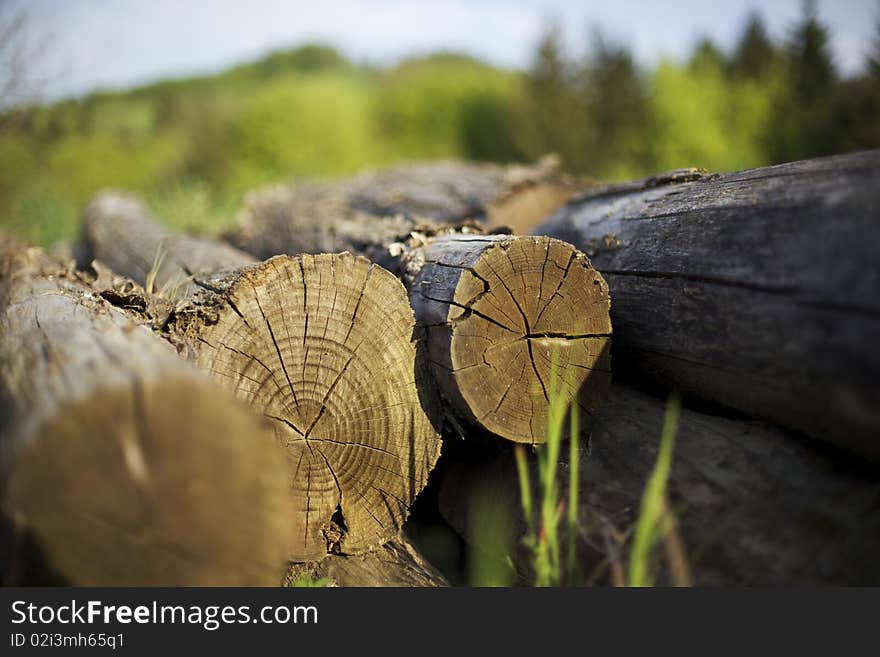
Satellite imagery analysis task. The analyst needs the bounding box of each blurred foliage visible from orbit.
[227,72,381,187]
[1,5,879,246]
[375,53,519,160]
[649,55,778,173]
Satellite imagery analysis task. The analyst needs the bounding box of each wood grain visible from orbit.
[533,151,880,459]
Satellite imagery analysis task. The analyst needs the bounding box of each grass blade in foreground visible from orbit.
[628,391,681,587]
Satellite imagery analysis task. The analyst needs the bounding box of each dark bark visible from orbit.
[533,151,880,459]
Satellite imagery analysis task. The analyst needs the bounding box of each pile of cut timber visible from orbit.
[2,151,878,586]
[79,193,447,579]
[231,163,612,445]
[228,150,880,585]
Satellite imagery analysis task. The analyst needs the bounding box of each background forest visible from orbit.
[1,4,879,246]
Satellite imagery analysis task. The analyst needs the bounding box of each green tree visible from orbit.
[229,72,380,187]
[459,89,523,162]
[869,11,880,79]
[689,37,727,73]
[826,9,880,153]
[512,23,592,172]
[649,55,775,173]
[374,53,517,160]
[790,0,836,101]
[229,44,351,79]
[767,0,839,161]
[580,31,651,177]
[731,13,779,79]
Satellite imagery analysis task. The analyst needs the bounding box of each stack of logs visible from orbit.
[2,151,878,586]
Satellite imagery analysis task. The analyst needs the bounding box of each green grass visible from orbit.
[143,181,241,235]
[512,356,686,586]
[144,244,166,296]
[566,401,580,582]
[289,576,328,588]
[628,391,681,587]
[514,354,583,586]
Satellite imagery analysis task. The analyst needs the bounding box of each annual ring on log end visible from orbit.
[183,253,442,561]
[424,236,612,444]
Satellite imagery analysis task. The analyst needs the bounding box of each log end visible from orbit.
[430,236,612,443]
[178,253,443,561]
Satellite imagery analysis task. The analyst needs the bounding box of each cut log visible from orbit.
[284,535,448,587]
[83,191,255,297]
[439,382,880,585]
[233,185,612,444]
[0,243,293,585]
[346,157,573,227]
[533,151,880,459]
[232,155,580,259]
[170,254,442,560]
[82,194,443,561]
[407,233,611,444]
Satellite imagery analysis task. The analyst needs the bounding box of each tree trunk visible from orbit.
[406,233,611,444]
[233,155,579,259]
[82,194,443,562]
[533,151,880,460]
[343,156,574,230]
[0,243,293,586]
[83,191,255,297]
[439,381,880,585]
[284,535,448,587]
[232,184,612,444]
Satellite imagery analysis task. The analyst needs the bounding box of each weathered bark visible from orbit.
[344,156,575,229]
[0,243,294,586]
[284,534,448,587]
[533,151,880,459]
[233,183,612,444]
[82,194,443,561]
[83,191,255,297]
[439,381,880,585]
[232,156,579,259]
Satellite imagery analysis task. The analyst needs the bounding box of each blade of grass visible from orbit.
[566,400,579,585]
[145,243,166,296]
[290,576,328,587]
[514,444,533,526]
[515,339,598,586]
[628,390,680,587]
[538,347,567,585]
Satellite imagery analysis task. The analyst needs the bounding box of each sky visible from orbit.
[11,0,880,102]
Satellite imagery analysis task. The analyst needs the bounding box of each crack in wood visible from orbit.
[416,290,517,334]
[252,283,300,409]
